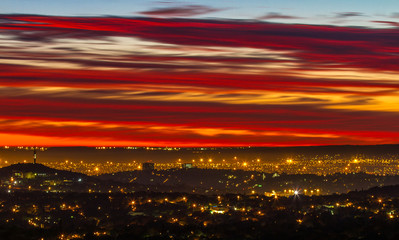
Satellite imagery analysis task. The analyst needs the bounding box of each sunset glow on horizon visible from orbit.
[1,1,399,147]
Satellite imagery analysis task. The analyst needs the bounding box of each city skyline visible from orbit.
[1,1,399,146]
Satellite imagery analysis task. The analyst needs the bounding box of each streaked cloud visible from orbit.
[0,14,398,146]
[1,15,399,73]
[335,12,364,18]
[259,12,300,20]
[138,5,223,17]
[390,12,399,18]
[372,21,399,27]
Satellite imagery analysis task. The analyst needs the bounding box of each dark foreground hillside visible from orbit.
[0,185,399,240]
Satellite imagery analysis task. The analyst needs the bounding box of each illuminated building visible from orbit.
[33,149,37,164]
[142,162,155,171]
[181,163,193,169]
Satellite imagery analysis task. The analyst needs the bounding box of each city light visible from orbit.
[1,145,399,239]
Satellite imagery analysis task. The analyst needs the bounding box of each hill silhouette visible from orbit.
[0,163,89,181]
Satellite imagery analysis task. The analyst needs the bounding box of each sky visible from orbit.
[0,1,399,147]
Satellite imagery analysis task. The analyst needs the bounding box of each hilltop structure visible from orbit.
[33,148,37,164]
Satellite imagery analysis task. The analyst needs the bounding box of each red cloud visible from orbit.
[372,21,399,27]
[1,15,399,72]
[1,15,399,146]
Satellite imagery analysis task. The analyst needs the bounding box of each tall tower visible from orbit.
[33,148,37,164]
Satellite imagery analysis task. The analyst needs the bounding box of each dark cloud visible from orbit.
[372,21,399,27]
[138,5,222,17]
[391,12,399,18]
[335,12,364,18]
[258,12,299,20]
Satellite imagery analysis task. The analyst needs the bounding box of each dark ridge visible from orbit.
[0,163,89,180]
